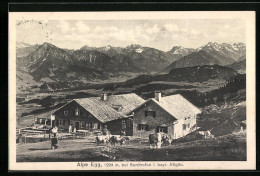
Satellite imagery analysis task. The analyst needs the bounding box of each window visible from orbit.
[75,108,80,116]
[65,120,69,127]
[145,110,156,117]
[63,120,66,126]
[46,119,51,125]
[183,123,190,130]
[127,119,131,127]
[183,124,186,130]
[138,124,149,131]
[59,120,63,126]
[89,123,93,129]
[98,123,101,129]
[81,121,85,128]
[93,123,98,129]
[86,123,89,129]
[157,126,168,133]
[64,110,68,116]
[112,105,123,112]
[122,119,126,129]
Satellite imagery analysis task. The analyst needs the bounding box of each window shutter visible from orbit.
[153,111,156,117]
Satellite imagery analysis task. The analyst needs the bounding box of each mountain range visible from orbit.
[16,41,246,90]
[162,42,246,73]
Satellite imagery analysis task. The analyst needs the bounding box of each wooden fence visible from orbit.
[16,128,97,143]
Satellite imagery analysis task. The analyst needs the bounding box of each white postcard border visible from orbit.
[8,11,256,170]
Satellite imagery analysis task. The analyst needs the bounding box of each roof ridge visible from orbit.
[73,92,138,101]
[161,94,181,98]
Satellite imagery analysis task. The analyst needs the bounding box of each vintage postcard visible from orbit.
[9,11,256,170]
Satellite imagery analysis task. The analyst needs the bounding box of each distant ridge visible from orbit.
[16,41,245,85]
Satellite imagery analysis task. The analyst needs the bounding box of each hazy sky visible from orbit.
[16,19,246,51]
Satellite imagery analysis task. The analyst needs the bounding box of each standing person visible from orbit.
[102,125,111,141]
[69,125,72,133]
[51,126,59,149]
[52,125,58,134]
[49,127,52,140]
[157,132,162,148]
[102,125,110,135]
[120,130,126,137]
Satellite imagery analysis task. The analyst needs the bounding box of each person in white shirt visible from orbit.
[157,132,162,148]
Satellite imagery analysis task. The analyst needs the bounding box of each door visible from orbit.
[52,120,55,128]
[75,121,80,130]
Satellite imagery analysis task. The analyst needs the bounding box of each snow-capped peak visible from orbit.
[104,45,111,51]
[16,42,31,48]
[135,48,143,53]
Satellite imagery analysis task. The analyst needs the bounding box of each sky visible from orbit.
[16,19,246,51]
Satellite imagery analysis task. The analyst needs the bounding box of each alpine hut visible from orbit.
[130,92,201,139]
[51,93,145,135]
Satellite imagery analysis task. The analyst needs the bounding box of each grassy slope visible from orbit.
[198,101,246,137]
[17,131,246,162]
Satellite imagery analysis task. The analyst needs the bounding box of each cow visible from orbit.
[109,136,130,147]
[96,135,109,145]
[198,130,214,139]
[149,133,172,149]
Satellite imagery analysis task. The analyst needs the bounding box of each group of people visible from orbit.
[68,125,77,133]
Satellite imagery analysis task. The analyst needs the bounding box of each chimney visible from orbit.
[101,93,107,101]
[154,91,161,102]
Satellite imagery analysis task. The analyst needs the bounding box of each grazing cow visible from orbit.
[109,136,130,147]
[149,133,172,148]
[198,130,214,139]
[161,133,172,146]
[96,135,109,145]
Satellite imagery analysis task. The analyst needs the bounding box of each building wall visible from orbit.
[132,100,175,138]
[132,99,198,139]
[172,115,197,139]
[52,101,103,131]
[105,118,133,136]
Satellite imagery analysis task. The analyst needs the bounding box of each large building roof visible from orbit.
[150,94,201,120]
[74,93,146,123]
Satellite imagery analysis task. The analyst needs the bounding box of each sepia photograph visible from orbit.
[8,11,256,170]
